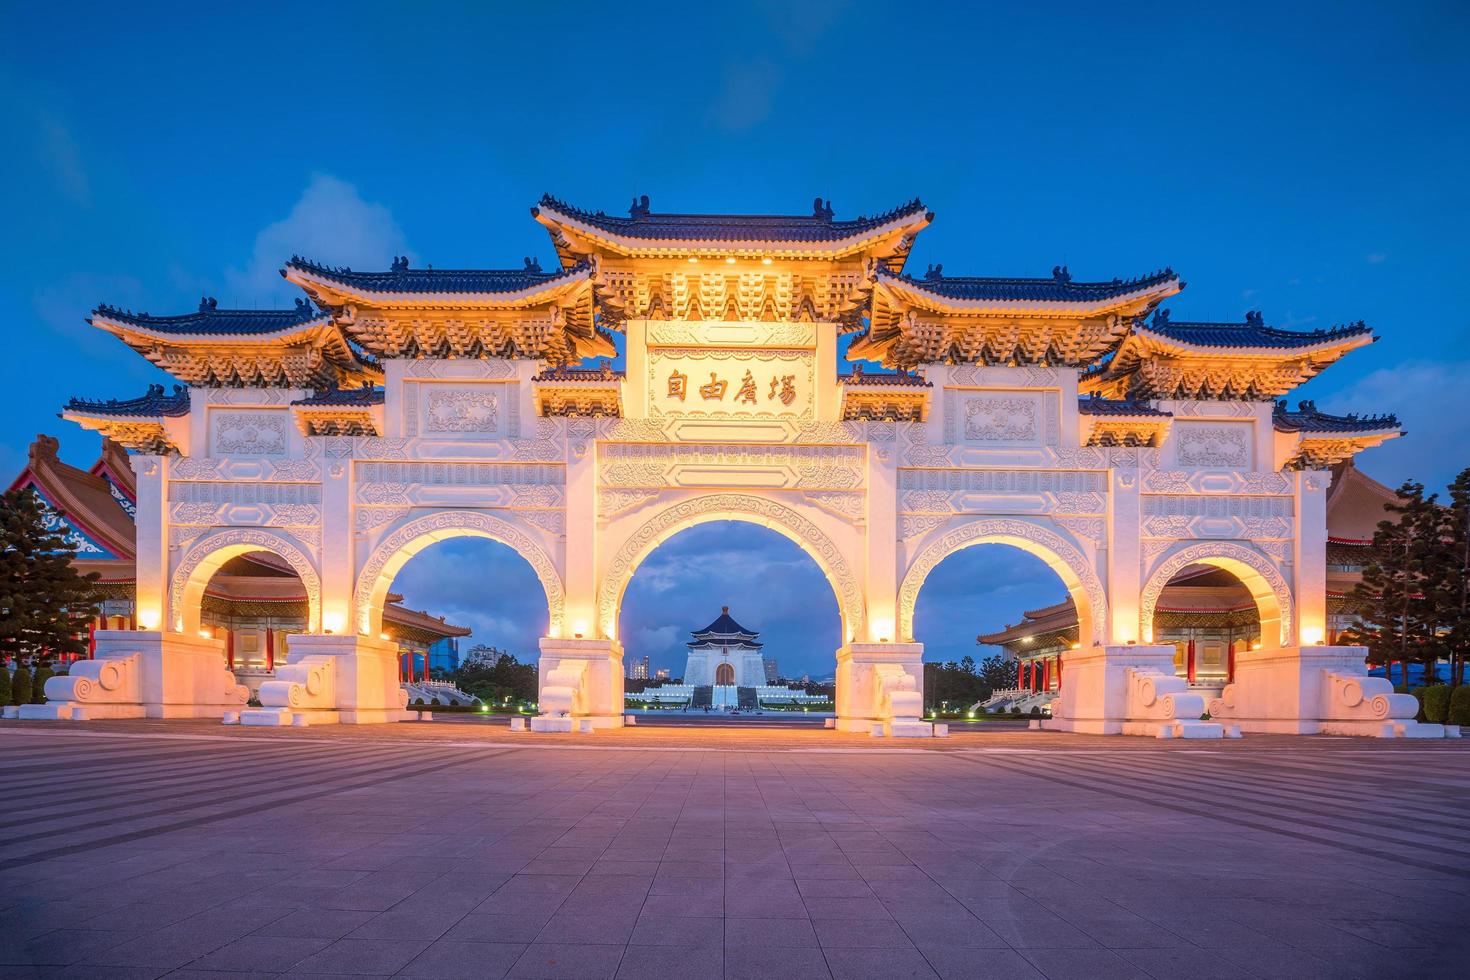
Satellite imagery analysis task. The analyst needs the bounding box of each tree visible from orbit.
[453,649,537,704]
[977,653,1018,690]
[1342,482,1439,682]
[1435,468,1470,689]
[0,663,10,706]
[0,489,102,667]
[10,665,30,706]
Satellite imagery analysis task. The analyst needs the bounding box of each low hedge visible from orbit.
[1422,684,1452,724]
[31,664,52,704]
[1450,686,1470,727]
[1411,687,1427,723]
[10,666,31,706]
[0,666,10,706]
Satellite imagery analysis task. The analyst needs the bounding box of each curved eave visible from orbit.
[283,263,595,310]
[1130,327,1375,359]
[533,204,932,263]
[873,270,1181,318]
[62,408,167,426]
[92,312,339,347]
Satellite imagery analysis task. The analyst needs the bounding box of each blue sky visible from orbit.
[3,2,1466,675]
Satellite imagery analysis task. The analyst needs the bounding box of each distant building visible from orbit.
[627,655,650,680]
[655,667,671,680]
[763,659,779,683]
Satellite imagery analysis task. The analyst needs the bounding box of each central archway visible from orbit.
[355,511,565,638]
[899,519,1107,647]
[597,493,864,642]
[171,529,321,636]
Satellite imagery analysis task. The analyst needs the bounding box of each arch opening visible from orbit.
[189,550,310,699]
[918,542,1081,718]
[616,520,843,715]
[172,531,320,637]
[1140,543,1291,652]
[354,512,565,641]
[1145,562,1264,691]
[899,520,1105,649]
[386,535,545,707]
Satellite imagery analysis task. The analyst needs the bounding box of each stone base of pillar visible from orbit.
[835,642,934,737]
[35,631,247,721]
[534,637,624,731]
[1210,645,1443,737]
[275,634,410,725]
[1045,645,1224,739]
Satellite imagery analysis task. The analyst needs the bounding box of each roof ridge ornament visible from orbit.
[1245,310,1265,328]
[629,195,650,218]
[523,256,542,273]
[390,256,409,273]
[1153,308,1170,327]
[1052,265,1071,284]
[812,197,835,221]
[924,263,943,281]
[198,296,218,312]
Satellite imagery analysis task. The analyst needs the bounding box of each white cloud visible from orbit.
[225,174,408,302]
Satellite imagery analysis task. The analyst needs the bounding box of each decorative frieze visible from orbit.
[211,411,289,456]
[1175,423,1253,468]
[600,443,865,490]
[425,387,499,433]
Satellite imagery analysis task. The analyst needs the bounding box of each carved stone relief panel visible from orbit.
[1175,422,1253,469]
[211,410,289,457]
[599,443,864,490]
[423,385,500,434]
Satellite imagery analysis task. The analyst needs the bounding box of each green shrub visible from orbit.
[1449,686,1470,727]
[11,666,31,706]
[1411,687,1427,723]
[1394,684,1409,694]
[31,664,53,704]
[0,666,10,707]
[1422,685,1452,724]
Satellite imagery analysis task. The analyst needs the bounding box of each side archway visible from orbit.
[899,519,1107,646]
[1140,541,1292,648]
[171,529,321,635]
[354,510,566,638]
[597,493,864,642]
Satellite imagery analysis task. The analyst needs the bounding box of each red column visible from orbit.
[1041,658,1050,692]
[87,622,96,659]
[1056,655,1063,690]
[225,628,235,671]
[265,629,275,671]
[1186,638,1197,684]
[1227,644,1236,683]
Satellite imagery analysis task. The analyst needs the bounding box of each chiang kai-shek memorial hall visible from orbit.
[29,193,1436,737]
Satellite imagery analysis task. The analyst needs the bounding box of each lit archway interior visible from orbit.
[1148,564,1263,685]
[195,552,309,691]
[617,521,842,707]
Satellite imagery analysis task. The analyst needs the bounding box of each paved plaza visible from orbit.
[1,723,1468,979]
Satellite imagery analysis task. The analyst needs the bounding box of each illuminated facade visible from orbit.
[30,193,1435,737]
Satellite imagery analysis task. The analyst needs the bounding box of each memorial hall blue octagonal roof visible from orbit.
[689,606,762,647]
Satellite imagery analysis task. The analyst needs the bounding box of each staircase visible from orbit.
[691,685,713,708]
[737,686,757,710]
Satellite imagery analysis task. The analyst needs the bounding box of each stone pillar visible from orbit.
[1293,469,1330,646]
[864,434,899,645]
[318,438,354,636]
[835,641,930,736]
[131,455,169,632]
[533,637,624,731]
[240,632,406,726]
[1108,461,1143,644]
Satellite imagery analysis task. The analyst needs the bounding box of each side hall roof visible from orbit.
[92,297,320,336]
[64,384,190,419]
[878,264,1181,308]
[1136,309,1375,351]
[1273,400,1400,434]
[282,255,593,303]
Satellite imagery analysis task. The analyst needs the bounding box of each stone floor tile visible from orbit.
[614,944,723,979]
[442,912,554,944]
[532,909,639,945]
[724,944,832,980]
[920,946,1047,980]
[288,938,432,975]
[507,942,624,979]
[184,934,333,972]
[346,908,465,942]
[822,946,939,979]
[629,913,723,947]
[806,895,895,920]
[397,939,526,979]
[1018,946,1153,980]
[815,917,916,949]
[254,909,380,940]
[725,915,820,947]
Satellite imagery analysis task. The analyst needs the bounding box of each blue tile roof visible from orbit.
[1273,400,1399,434]
[535,194,931,242]
[284,255,590,294]
[64,384,190,418]
[840,366,932,387]
[882,264,1179,302]
[92,297,320,335]
[1077,395,1171,417]
[1141,309,1374,349]
[689,606,762,647]
[292,385,385,407]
